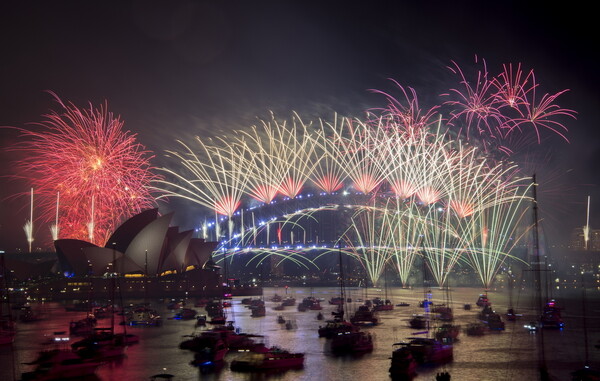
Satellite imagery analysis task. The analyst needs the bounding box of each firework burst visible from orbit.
[9,93,159,246]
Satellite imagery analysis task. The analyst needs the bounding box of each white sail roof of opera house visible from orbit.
[54,209,217,276]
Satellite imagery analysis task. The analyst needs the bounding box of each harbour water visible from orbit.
[1,286,598,381]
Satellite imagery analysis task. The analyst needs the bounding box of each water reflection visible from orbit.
[0,286,598,381]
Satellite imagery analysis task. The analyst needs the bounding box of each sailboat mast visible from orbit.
[338,247,345,319]
[532,174,549,380]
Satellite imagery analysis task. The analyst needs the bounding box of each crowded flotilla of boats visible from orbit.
[3,289,589,380]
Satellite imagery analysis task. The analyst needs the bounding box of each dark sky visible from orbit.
[1,1,598,251]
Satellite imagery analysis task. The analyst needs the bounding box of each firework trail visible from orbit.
[329,117,391,194]
[458,179,533,289]
[9,93,159,246]
[156,136,250,241]
[310,115,348,194]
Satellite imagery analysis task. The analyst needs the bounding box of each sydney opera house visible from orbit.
[20,209,260,300]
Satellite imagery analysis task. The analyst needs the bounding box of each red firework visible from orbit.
[8,93,159,246]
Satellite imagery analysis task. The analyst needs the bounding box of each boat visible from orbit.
[475,294,490,307]
[540,299,564,329]
[374,271,394,311]
[505,268,521,321]
[209,314,227,325]
[389,343,418,380]
[478,306,505,331]
[277,315,286,324]
[434,323,461,343]
[205,299,226,319]
[149,373,174,381]
[281,297,296,306]
[285,320,296,330]
[319,249,360,339]
[124,306,162,326]
[71,254,136,361]
[184,331,228,366]
[571,367,600,381]
[432,305,453,322]
[195,314,207,327]
[20,349,102,380]
[230,346,304,371]
[68,315,97,336]
[350,304,378,326]
[298,296,321,311]
[408,314,427,329]
[173,307,197,320]
[71,328,135,360]
[487,313,505,331]
[373,298,394,311]
[270,294,283,303]
[396,302,410,307]
[250,302,266,317]
[464,322,486,336]
[330,330,373,354]
[506,307,518,321]
[400,337,453,364]
[318,320,359,338]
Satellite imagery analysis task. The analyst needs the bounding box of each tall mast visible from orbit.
[532,174,549,380]
[338,246,345,320]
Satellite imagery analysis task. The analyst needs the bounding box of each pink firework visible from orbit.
[509,71,576,143]
[369,80,439,138]
[248,183,279,204]
[278,177,304,199]
[312,173,343,194]
[389,179,416,200]
[492,63,532,110]
[443,58,508,141]
[9,93,159,246]
[214,196,241,217]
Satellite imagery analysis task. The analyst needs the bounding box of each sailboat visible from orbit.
[318,248,359,339]
[389,342,418,380]
[571,272,600,380]
[72,246,136,360]
[505,268,520,321]
[400,257,453,365]
[373,268,394,311]
[328,248,373,354]
[530,175,564,331]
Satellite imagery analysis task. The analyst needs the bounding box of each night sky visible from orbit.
[1,1,598,252]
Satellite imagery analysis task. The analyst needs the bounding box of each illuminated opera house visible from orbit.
[28,209,259,299]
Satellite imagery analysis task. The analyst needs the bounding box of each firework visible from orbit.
[155,58,574,289]
[442,57,576,152]
[156,136,251,241]
[310,115,348,194]
[9,94,158,246]
[458,180,533,289]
